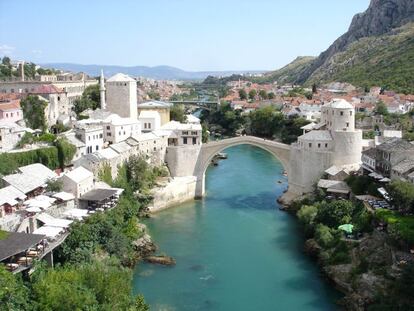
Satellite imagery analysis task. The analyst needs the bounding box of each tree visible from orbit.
[170,104,187,123]
[387,180,414,213]
[201,123,209,143]
[0,265,29,310]
[375,100,388,116]
[20,95,48,130]
[54,137,76,168]
[316,200,356,228]
[46,178,63,192]
[258,90,268,100]
[73,84,100,116]
[248,89,257,101]
[268,92,275,99]
[1,56,11,66]
[249,106,282,137]
[238,89,247,100]
[315,224,335,248]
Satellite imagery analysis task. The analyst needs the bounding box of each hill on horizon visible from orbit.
[40,63,265,81]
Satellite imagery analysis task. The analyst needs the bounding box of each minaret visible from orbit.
[99,69,106,110]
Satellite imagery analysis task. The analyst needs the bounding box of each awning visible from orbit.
[63,208,89,220]
[52,192,75,201]
[36,213,72,228]
[33,226,64,238]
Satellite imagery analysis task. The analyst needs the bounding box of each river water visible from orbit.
[133,145,340,311]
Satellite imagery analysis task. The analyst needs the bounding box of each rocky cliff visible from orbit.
[264,0,414,92]
[298,0,414,83]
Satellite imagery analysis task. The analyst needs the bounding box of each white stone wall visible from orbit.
[166,145,201,177]
[149,176,197,212]
[332,130,363,166]
[104,122,141,144]
[106,81,138,119]
[288,144,332,194]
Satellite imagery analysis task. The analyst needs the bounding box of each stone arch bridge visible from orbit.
[194,136,291,197]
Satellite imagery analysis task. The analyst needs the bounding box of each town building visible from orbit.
[375,138,414,177]
[138,110,161,133]
[102,114,141,144]
[289,99,363,194]
[105,73,138,120]
[61,166,95,198]
[0,121,29,152]
[74,125,104,154]
[0,99,23,122]
[137,100,172,126]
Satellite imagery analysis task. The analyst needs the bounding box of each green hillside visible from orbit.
[256,56,315,84]
[306,23,414,94]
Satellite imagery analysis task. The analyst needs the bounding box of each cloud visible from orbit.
[31,49,43,55]
[0,44,15,56]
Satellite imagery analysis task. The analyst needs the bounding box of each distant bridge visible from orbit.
[193,136,291,197]
[169,100,220,110]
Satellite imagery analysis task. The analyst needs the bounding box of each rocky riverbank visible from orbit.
[284,196,414,310]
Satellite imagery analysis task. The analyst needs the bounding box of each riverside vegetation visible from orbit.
[292,177,414,310]
[0,155,169,310]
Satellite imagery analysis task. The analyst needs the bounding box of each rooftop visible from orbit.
[31,84,64,94]
[326,98,353,109]
[0,99,21,112]
[377,138,414,152]
[0,186,26,206]
[63,167,93,184]
[299,130,332,141]
[107,73,136,83]
[161,120,202,131]
[391,159,414,174]
[80,188,118,201]
[18,163,57,181]
[0,231,45,262]
[3,173,46,194]
[138,110,161,119]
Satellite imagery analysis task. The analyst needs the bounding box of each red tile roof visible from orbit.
[31,85,64,94]
[0,99,21,112]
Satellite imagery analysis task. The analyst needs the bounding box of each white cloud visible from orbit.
[0,44,15,56]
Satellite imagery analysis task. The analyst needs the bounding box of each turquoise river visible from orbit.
[133,145,341,310]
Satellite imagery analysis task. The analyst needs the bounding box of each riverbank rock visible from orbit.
[133,233,157,258]
[304,239,321,258]
[145,255,176,266]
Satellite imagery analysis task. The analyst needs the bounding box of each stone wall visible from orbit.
[165,145,201,177]
[149,176,197,212]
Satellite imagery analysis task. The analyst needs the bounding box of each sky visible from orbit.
[0,0,370,71]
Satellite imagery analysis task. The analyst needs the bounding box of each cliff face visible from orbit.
[297,0,414,83]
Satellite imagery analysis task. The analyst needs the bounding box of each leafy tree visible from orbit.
[20,95,48,130]
[46,178,63,192]
[375,100,388,116]
[238,89,247,100]
[170,104,187,123]
[387,180,414,213]
[258,90,268,100]
[54,137,76,168]
[2,56,10,66]
[297,205,318,226]
[248,89,257,100]
[73,84,100,116]
[0,265,29,310]
[201,123,209,143]
[267,92,275,99]
[249,106,282,137]
[316,200,356,228]
[315,224,335,248]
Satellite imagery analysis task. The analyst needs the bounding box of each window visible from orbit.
[340,111,344,116]
[144,123,147,129]
[99,134,103,138]
[182,131,189,135]
[193,137,197,145]
[96,145,99,151]
[318,143,321,148]
[325,143,328,148]
[309,143,312,148]
[350,111,353,116]
[148,123,151,129]
[191,131,197,135]
[183,137,188,144]
[346,122,349,127]
[107,132,111,136]
[106,126,110,130]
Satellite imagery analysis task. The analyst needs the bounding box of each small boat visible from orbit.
[282,171,288,177]
[217,152,228,159]
[277,180,283,184]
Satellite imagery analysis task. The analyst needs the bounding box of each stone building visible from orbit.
[105,73,137,120]
[289,99,363,194]
[137,101,172,126]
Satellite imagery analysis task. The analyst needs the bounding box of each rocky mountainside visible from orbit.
[265,0,414,93]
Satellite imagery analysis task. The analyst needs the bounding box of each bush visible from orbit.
[315,224,335,248]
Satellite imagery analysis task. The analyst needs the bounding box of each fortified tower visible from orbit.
[105,73,138,119]
[289,99,362,195]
